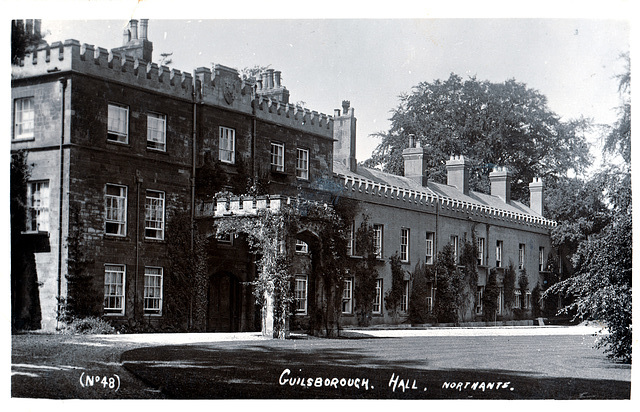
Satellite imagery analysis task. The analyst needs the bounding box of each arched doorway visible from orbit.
[207,273,241,332]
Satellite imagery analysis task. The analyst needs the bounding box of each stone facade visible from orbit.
[11,20,555,333]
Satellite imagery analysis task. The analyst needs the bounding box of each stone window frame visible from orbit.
[294,275,308,315]
[373,224,384,259]
[342,277,354,314]
[105,184,128,237]
[496,240,503,268]
[147,112,167,151]
[270,141,285,172]
[518,243,526,270]
[143,266,163,316]
[372,278,383,314]
[425,231,435,265]
[477,237,485,266]
[295,147,309,180]
[26,180,50,233]
[107,103,129,144]
[144,190,165,240]
[400,227,410,263]
[104,264,126,315]
[219,126,235,164]
[13,97,35,140]
[295,239,308,253]
[400,280,409,312]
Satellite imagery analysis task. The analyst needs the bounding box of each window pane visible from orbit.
[219,127,235,163]
[105,185,127,236]
[107,104,128,143]
[147,113,166,150]
[14,98,35,139]
[145,191,165,239]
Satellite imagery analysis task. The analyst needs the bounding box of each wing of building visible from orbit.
[11,19,555,334]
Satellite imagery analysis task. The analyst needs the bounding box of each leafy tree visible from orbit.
[531,283,542,318]
[408,263,434,324]
[11,20,43,64]
[459,237,479,318]
[364,73,591,202]
[502,262,516,312]
[545,54,631,362]
[518,269,529,303]
[603,52,630,164]
[352,215,381,327]
[384,252,406,323]
[432,244,465,324]
[482,269,500,322]
[10,150,42,331]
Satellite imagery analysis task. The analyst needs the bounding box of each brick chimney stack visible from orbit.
[333,100,357,172]
[529,177,544,216]
[489,166,512,203]
[402,135,428,186]
[446,155,470,195]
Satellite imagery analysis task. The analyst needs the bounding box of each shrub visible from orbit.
[59,316,116,335]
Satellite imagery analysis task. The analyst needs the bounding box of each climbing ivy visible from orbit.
[385,252,406,323]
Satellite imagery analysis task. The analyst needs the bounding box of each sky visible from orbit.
[8,1,633,164]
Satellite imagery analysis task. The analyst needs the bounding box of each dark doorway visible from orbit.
[207,273,241,332]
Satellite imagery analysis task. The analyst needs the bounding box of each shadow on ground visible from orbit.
[121,342,630,400]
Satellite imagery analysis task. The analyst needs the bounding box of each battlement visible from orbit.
[195,65,333,138]
[12,40,194,99]
[446,154,469,165]
[196,195,291,217]
[490,166,512,175]
[336,173,556,229]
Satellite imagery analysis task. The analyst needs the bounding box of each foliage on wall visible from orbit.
[215,196,362,338]
[61,202,100,322]
[482,269,500,322]
[432,244,465,324]
[502,262,517,312]
[165,211,210,332]
[408,263,435,324]
[459,237,479,318]
[10,150,42,331]
[384,252,406,323]
[352,215,381,327]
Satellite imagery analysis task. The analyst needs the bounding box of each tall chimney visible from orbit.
[333,100,357,172]
[130,19,139,40]
[139,19,149,40]
[274,71,282,88]
[446,155,470,195]
[111,19,153,63]
[402,135,428,186]
[489,166,512,203]
[266,69,274,89]
[529,177,544,216]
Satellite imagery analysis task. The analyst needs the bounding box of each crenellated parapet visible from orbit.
[196,195,291,218]
[13,40,334,137]
[12,40,195,100]
[254,96,333,139]
[336,173,557,229]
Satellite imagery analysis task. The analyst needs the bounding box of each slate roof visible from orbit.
[333,161,544,218]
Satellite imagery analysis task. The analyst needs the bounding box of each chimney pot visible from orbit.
[266,68,274,89]
[342,100,350,114]
[130,19,139,40]
[140,19,149,40]
[274,70,281,88]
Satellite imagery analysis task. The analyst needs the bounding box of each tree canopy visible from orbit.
[364,74,591,202]
[545,54,631,362]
